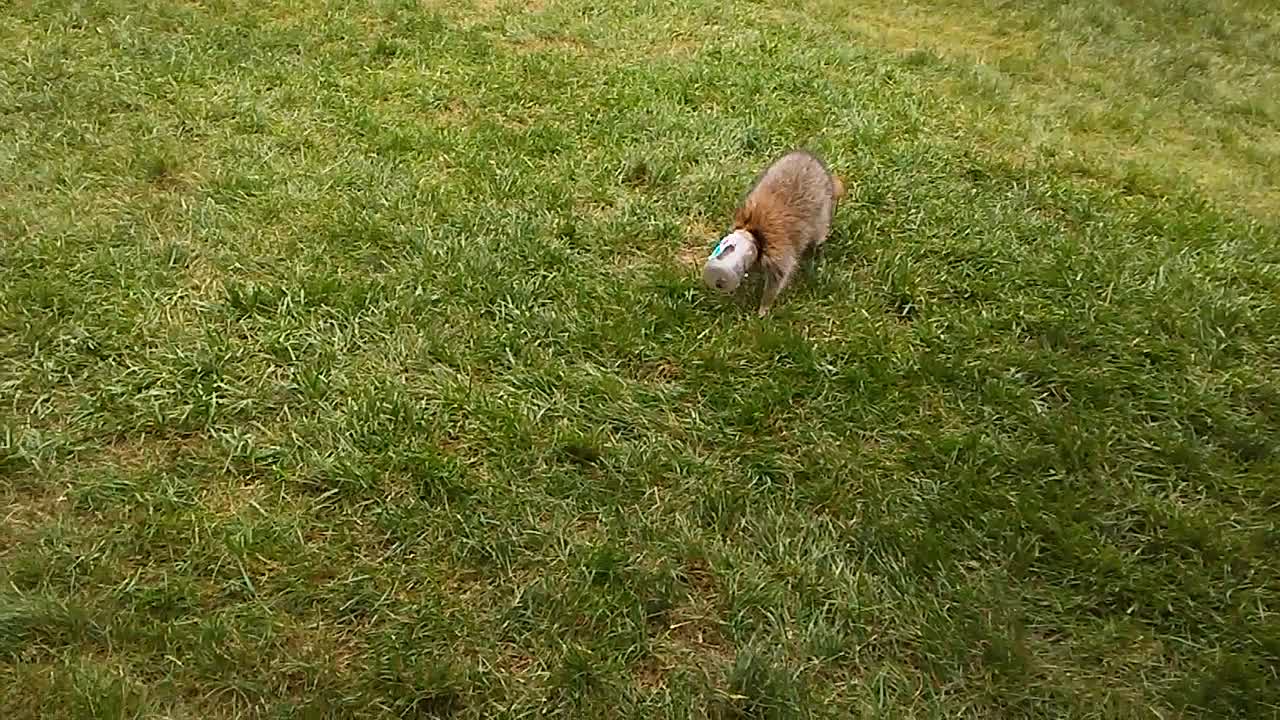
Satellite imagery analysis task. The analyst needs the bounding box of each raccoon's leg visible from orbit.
[815,213,833,247]
[758,254,798,317]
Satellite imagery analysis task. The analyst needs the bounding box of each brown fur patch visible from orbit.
[732,150,841,267]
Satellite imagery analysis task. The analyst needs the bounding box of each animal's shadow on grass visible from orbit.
[810,218,924,321]
[746,230,861,314]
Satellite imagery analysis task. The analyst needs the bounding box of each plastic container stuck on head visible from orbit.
[703,230,758,294]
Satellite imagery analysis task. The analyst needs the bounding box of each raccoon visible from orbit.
[727,150,844,316]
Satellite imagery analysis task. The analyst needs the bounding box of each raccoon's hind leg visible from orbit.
[814,211,834,248]
[758,254,798,317]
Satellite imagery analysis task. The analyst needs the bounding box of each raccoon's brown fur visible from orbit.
[732,150,843,316]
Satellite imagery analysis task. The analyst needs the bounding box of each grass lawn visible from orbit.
[3,0,1280,716]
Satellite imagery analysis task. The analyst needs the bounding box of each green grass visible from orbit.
[2,0,1278,717]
